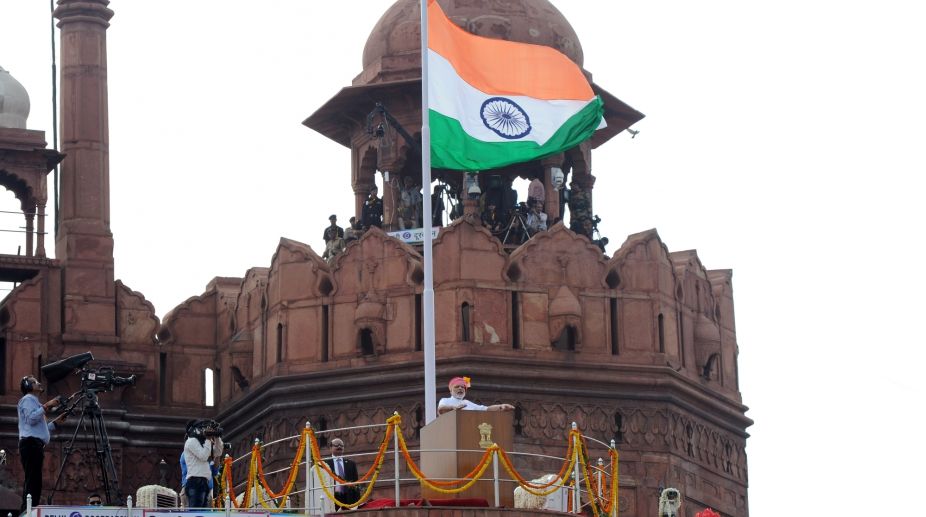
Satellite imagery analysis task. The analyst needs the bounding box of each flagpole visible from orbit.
[420,0,437,424]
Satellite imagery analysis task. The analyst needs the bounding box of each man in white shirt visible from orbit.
[437,376,514,415]
[525,201,548,234]
[183,421,221,508]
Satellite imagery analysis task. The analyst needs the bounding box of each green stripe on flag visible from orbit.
[429,96,604,171]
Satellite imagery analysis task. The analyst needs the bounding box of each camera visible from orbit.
[188,419,224,439]
[82,367,136,392]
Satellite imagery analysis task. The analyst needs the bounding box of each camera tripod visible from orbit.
[502,208,533,245]
[48,388,122,505]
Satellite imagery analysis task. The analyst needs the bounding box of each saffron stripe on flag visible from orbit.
[427,0,593,101]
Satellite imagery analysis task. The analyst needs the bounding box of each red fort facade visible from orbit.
[0,1,750,516]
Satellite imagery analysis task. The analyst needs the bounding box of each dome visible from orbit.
[0,66,31,129]
[358,0,583,85]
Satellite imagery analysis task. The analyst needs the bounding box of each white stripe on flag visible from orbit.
[428,50,596,146]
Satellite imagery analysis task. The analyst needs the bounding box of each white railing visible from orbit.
[224,417,617,516]
[23,418,617,517]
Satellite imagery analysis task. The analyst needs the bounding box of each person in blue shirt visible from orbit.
[17,375,61,512]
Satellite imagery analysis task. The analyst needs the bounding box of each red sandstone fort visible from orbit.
[0,1,751,515]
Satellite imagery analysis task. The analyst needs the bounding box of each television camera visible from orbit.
[40,352,135,505]
[81,366,137,392]
[187,419,225,439]
[41,351,136,391]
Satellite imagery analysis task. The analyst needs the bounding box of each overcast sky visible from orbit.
[2,1,926,515]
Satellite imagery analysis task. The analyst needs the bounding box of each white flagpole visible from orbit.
[420,0,437,424]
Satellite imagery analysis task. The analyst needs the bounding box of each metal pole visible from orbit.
[610,439,618,517]
[492,449,500,507]
[305,422,313,516]
[49,0,60,234]
[225,495,231,517]
[26,493,31,516]
[597,458,604,500]
[251,438,261,510]
[127,495,133,517]
[572,423,580,514]
[420,0,437,425]
[393,413,401,506]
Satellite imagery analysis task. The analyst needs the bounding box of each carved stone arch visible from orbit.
[0,275,43,331]
[226,299,238,334]
[0,167,35,207]
[353,144,379,219]
[604,267,620,289]
[405,257,424,286]
[551,317,581,351]
[316,273,335,297]
[354,293,386,356]
[549,285,582,351]
[564,144,591,181]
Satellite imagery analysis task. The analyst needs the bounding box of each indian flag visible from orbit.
[426,0,605,171]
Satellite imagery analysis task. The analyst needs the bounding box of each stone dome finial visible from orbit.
[357,0,584,86]
[0,66,31,129]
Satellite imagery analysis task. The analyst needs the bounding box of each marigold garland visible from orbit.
[311,458,386,509]
[216,412,620,514]
[255,428,307,500]
[220,455,237,508]
[497,447,575,497]
[396,428,495,488]
[307,414,396,485]
[496,429,579,492]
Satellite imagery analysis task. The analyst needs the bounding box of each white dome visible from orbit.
[0,66,31,129]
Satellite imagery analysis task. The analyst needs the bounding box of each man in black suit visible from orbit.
[324,438,360,510]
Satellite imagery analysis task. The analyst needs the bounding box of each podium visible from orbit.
[419,410,513,507]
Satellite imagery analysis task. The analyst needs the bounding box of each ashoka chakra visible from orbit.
[480,97,532,139]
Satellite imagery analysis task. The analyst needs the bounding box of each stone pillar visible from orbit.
[24,209,34,257]
[35,201,46,258]
[462,198,479,218]
[381,172,398,231]
[541,154,565,223]
[353,184,369,222]
[54,0,118,341]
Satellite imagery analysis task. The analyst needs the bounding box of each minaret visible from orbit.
[53,0,118,343]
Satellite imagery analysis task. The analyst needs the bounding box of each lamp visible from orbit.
[158,458,168,486]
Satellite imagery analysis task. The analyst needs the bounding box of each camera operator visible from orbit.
[17,375,62,512]
[183,420,223,508]
[580,216,609,253]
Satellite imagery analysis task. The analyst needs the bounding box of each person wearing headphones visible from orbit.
[17,375,61,512]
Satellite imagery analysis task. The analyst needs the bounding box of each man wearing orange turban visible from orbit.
[437,376,515,415]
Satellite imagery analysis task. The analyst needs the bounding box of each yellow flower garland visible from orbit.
[217,412,620,513]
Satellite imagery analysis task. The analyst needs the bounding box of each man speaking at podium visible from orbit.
[438,376,514,415]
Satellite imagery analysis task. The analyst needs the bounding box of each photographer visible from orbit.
[17,375,62,512]
[183,420,223,508]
